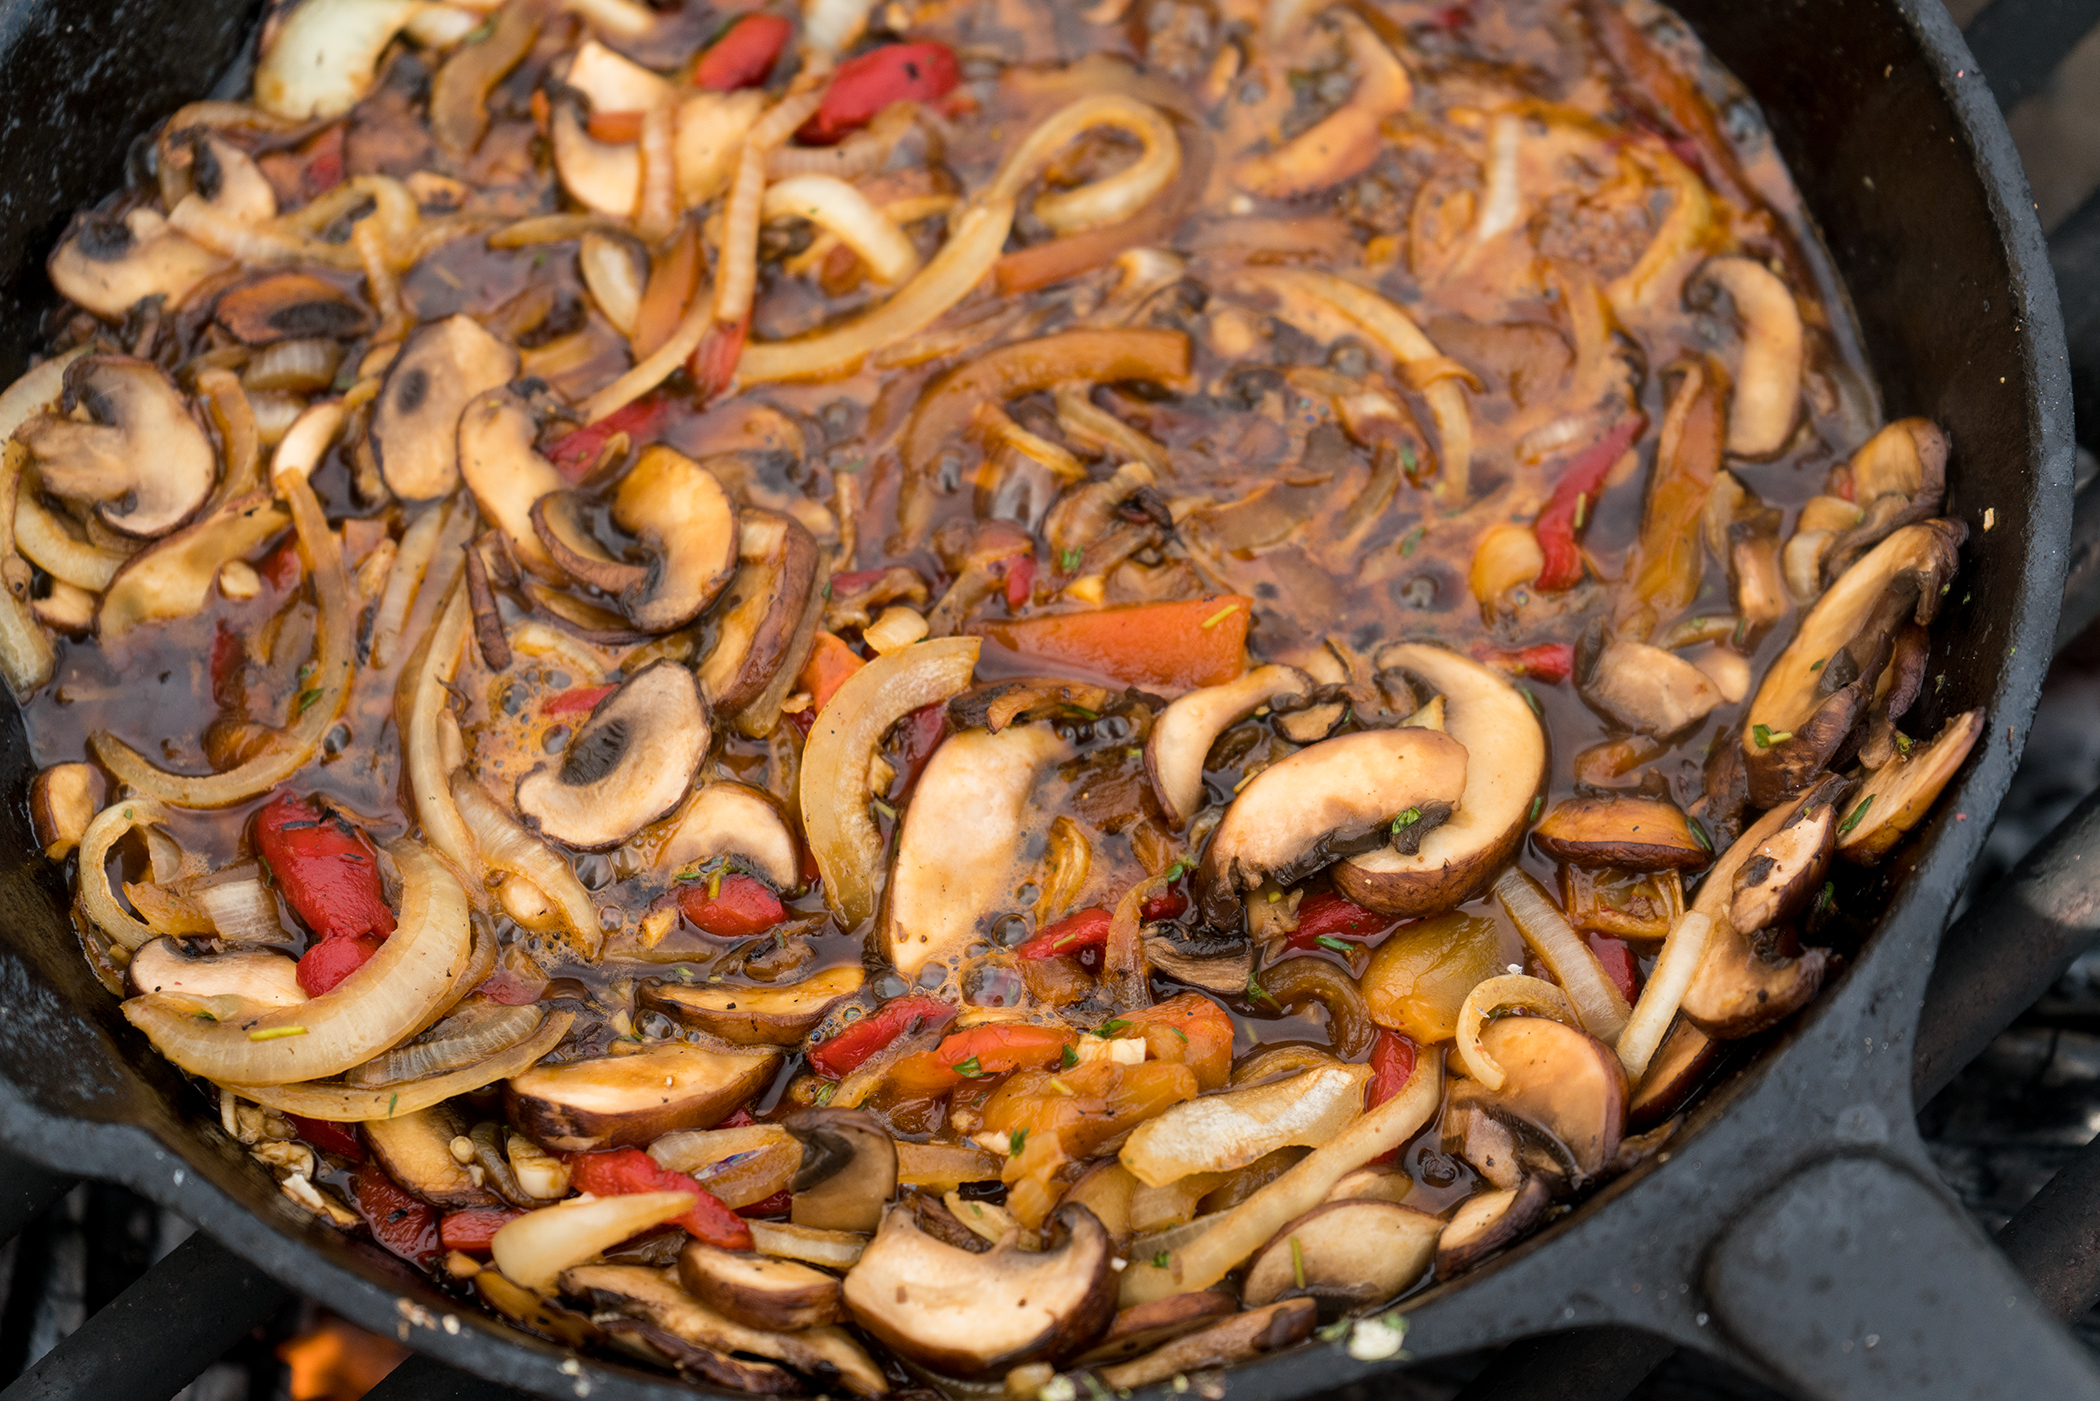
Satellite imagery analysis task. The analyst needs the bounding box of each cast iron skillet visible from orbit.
[0,1,2082,1397]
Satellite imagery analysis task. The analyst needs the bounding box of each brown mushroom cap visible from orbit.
[693,509,824,737]
[1579,637,1724,737]
[1095,1297,1317,1391]
[458,387,570,579]
[1836,708,1985,865]
[515,660,710,850]
[18,356,215,539]
[629,781,800,890]
[535,447,739,633]
[364,1105,496,1210]
[364,315,519,502]
[47,208,228,322]
[641,965,865,1046]
[505,1040,781,1152]
[841,1201,1118,1378]
[213,270,376,345]
[1728,788,1841,932]
[1532,796,1710,872]
[1143,663,1313,829]
[1742,519,1963,807]
[1336,644,1544,917]
[97,491,290,640]
[1448,1014,1627,1182]
[1433,1175,1552,1278]
[786,1108,899,1234]
[1071,1291,1240,1367]
[31,762,104,859]
[677,1240,845,1331]
[1823,418,1949,582]
[1241,1198,1440,1310]
[1628,1019,1718,1130]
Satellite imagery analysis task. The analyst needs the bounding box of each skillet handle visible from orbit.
[1705,1154,2100,1399]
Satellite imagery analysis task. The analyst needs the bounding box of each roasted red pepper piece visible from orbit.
[1141,886,1189,922]
[476,967,543,1005]
[694,13,792,91]
[209,623,245,711]
[289,1114,364,1161]
[737,1188,793,1219]
[439,1206,524,1256]
[888,1022,1079,1094]
[354,1166,440,1267]
[801,42,961,144]
[297,933,384,997]
[677,873,787,938]
[890,702,949,799]
[1477,642,1575,685]
[540,683,618,717]
[260,534,303,590]
[1532,415,1647,592]
[1588,933,1640,1004]
[1285,890,1392,951]
[1015,907,1112,961]
[807,996,957,1078]
[256,791,395,945]
[688,314,749,403]
[1365,1029,1418,1163]
[545,397,669,483]
[564,1148,754,1248]
[1001,552,1035,612]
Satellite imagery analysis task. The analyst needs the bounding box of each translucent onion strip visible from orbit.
[91,472,352,808]
[401,589,479,880]
[13,479,126,591]
[226,1010,574,1121]
[991,94,1181,236]
[196,866,293,945]
[450,770,602,956]
[1491,867,1631,1045]
[368,498,451,668]
[580,281,713,422]
[346,1001,545,1086]
[763,176,921,284]
[578,232,644,334]
[77,798,171,951]
[269,400,346,484]
[1616,912,1714,1083]
[1454,974,1574,1091]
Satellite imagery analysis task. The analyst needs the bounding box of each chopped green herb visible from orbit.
[1009,1127,1028,1156]
[1528,794,1543,823]
[1152,1251,1171,1269]
[1315,935,1354,954]
[707,869,723,900]
[1200,602,1240,629]
[1246,970,1277,1007]
[1814,880,1836,915]
[1390,807,1421,835]
[1290,1236,1307,1290]
[387,1093,398,1119]
[1518,685,1541,716]
[1168,1026,1187,1044]
[1572,492,1588,531]
[293,687,325,716]
[1060,1043,1079,1068]
[1687,816,1713,852]
[1838,795,1874,835]
[1095,1019,1131,1039]
[1059,548,1082,572]
[1163,858,1193,882]
[813,1080,837,1106]
[1809,658,1826,672]
[1895,732,1914,756]
[871,798,898,819]
[249,1025,307,1041]
[1752,724,1794,748]
[955,1056,986,1079]
[1734,615,1749,646]
[1127,747,1141,758]
[675,965,695,983]
[822,581,833,600]
[1399,443,1418,476]
[464,15,497,43]
[1399,525,1424,557]
[674,863,706,882]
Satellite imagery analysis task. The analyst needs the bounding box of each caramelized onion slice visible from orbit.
[1455,976,1575,1091]
[401,590,479,880]
[763,176,921,284]
[452,770,601,956]
[123,840,471,1085]
[801,636,981,929]
[1615,911,1714,1083]
[76,797,172,951]
[347,1001,546,1087]
[224,1010,573,1121]
[497,1193,697,1292]
[89,471,351,808]
[989,94,1181,236]
[1492,867,1631,1045]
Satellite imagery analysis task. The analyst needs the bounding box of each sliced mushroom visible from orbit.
[534,447,738,632]
[624,782,800,890]
[475,1266,605,1350]
[214,271,375,345]
[749,1219,868,1270]
[505,1040,781,1151]
[1823,419,1949,582]
[1837,708,1985,865]
[516,661,709,849]
[1241,1198,1440,1309]
[841,1201,1118,1378]
[825,566,930,632]
[1433,1176,1552,1278]
[786,1109,898,1234]
[47,207,228,322]
[885,722,1071,978]
[18,356,214,539]
[1096,1297,1318,1390]
[549,92,643,219]
[364,1104,495,1210]
[457,387,569,579]
[31,762,104,859]
[1680,775,1847,1038]
[1325,1164,1416,1206]
[124,937,305,1007]
[1857,623,1929,770]
[1728,785,1844,932]
[692,509,824,737]
[1444,1014,1627,1183]
[641,966,864,1046]
[678,1240,845,1331]
[97,491,291,640]
[596,1315,800,1393]
[1702,471,1788,630]
[1442,1100,1527,1191]
[1235,11,1411,198]
[1627,1019,1717,1129]
[1578,635,1723,737]
[1142,929,1254,996]
[563,1263,888,1396]
[1741,519,1963,808]
[363,315,519,502]
[254,0,424,118]
[1071,1291,1239,1366]
[1144,664,1312,829]
[1198,727,1467,926]
[1689,257,1801,459]
[1532,796,1709,872]
[177,130,278,225]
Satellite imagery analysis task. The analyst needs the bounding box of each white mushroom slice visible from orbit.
[124,937,306,1008]
[677,1240,844,1332]
[30,762,103,859]
[692,509,824,737]
[17,356,215,539]
[506,1040,782,1151]
[1691,256,1802,459]
[254,0,428,119]
[564,37,671,112]
[1729,793,1840,932]
[98,491,290,640]
[1581,637,1723,737]
[1199,726,1468,926]
[884,722,1071,979]
[640,964,863,1045]
[1096,1299,1318,1390]
[516,660,710,850]
[47,209,229,321]
[842,1202,1119,1379]
[1445,1015,1627,1183]
[1240,1198,1440,1309]
[1433,1176,1551,1278]
[182,131,279,225]
[533,447,738,632]
[365,315,520,502]
[629,781,800,889]
[1144,664,1312,830]
[457,387,567,579]
[550,95,642,218]
[1836,708,1985,865]
[1336,644,1545,917]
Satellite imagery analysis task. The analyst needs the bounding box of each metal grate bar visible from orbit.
[1996,1132,2100,1321]
[0,1150,73,1255]
[1962,0,2100,111]
[1447,1327,1675,1401]
[0,1231,287,1401]
[362,1353,530,1401]
[2055,187,2100,463]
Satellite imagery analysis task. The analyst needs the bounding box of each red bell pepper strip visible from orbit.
[737,1188,792,1219]
[807,996,957,1079]
[677,873,787,938]
[1588,933,1640,1004]
[545,397,669,483]
[564,1149,754,1248]
[289,1114,364,1161]
[799,632,866,717]
[800,42,961,144]
[1476,642,1575,685]
[354,1166,440,1267]
[256,791,396,944]
[891,702,948,799]
[1142,886,1189,922]
[694,13,792,91]
[688,314,749,404]
[296,933,384,997]
[541,683,618,717]
[1001,552,1035,612]
[1015,907,1112,961]
[260,534,303,590]
[1532,415,1647,592]
[1366,1029,1419,1164]
[1284,890,1392,951]
[888,1022,1078,1094]
[439,1206,525,1256]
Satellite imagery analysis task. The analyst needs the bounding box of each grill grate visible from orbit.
[6,1,2100,1398]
